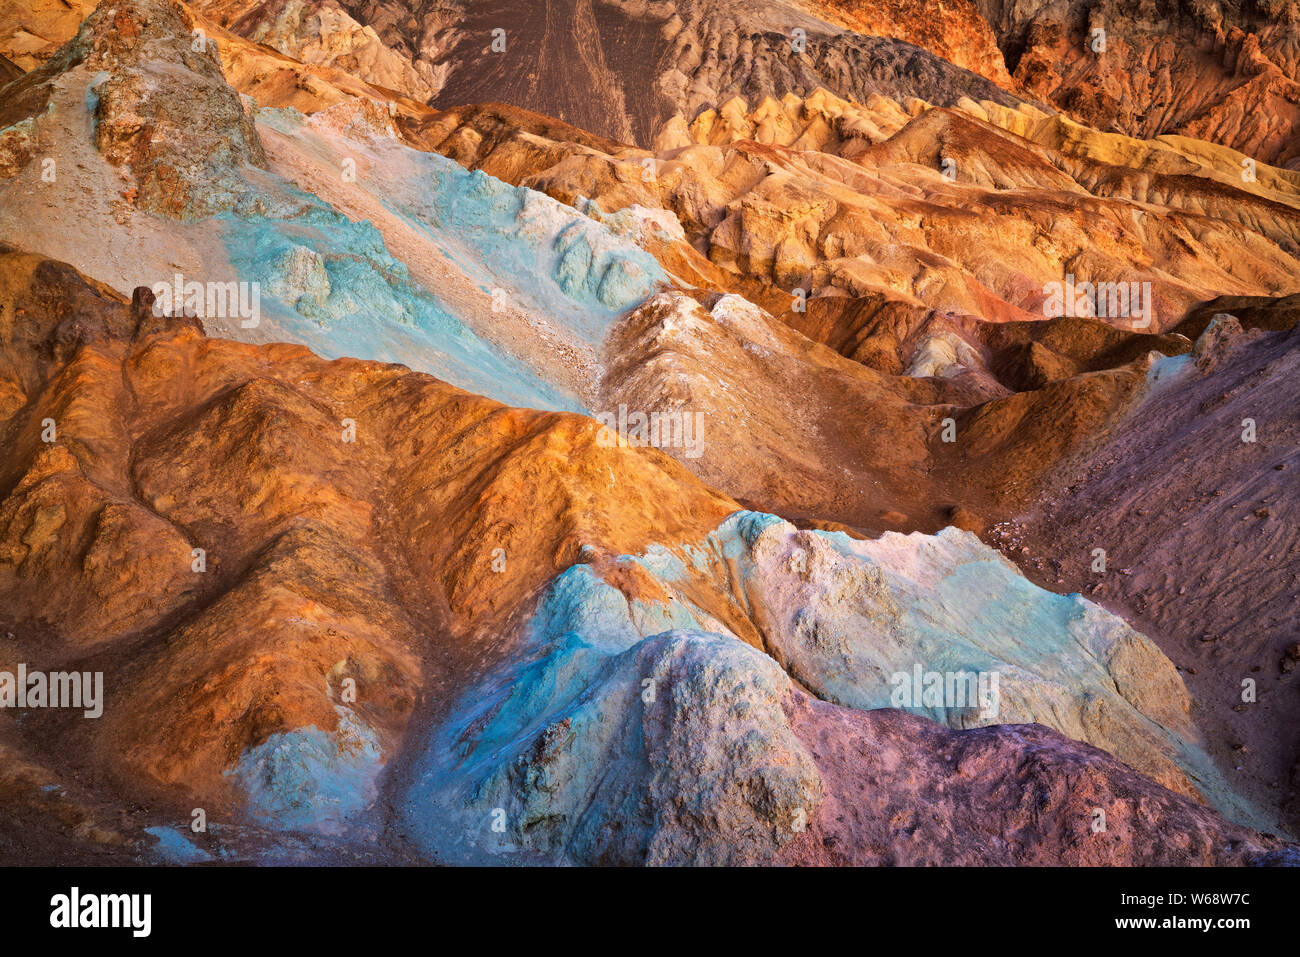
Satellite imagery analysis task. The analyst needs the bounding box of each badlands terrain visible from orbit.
[0,0,1295,865]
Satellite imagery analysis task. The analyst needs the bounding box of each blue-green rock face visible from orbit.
[394,510,1277,865]
[214,106,673,414]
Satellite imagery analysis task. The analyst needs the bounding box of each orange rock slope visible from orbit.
[0,247,734,855]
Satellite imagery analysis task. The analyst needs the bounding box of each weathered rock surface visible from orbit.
[400,507,1286,862]
[781,697,1279,866]
[415,89,1300,338]
[976,0,1300,167]
[1016,309,1300,832]
[797,0,1018,89]
[0,0,266,219]
[13,0,1300,169]
[185,0,1032,147]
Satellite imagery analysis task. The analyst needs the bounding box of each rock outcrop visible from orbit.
[976,0,1300,167]
[1,0,266,219]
